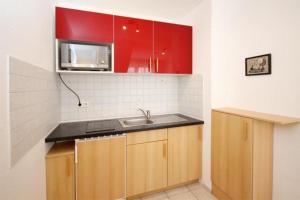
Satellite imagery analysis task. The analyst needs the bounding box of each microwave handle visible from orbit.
[96,47,99,65]
[68,46,71,63]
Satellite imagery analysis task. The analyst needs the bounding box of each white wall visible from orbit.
[211,0,300,199]
[0,0,56,199]
[179,0,212,188]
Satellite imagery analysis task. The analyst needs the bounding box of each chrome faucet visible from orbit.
[138,108,151,120]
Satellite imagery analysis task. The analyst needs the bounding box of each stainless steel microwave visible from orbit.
[59,41,112,71]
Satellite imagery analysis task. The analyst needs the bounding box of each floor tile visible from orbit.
[131,183,217,200]
[168,191,197,200]
[190,187,217,200]
[187,182,203,191]
[166,186,189,196]
[142,192,169,200]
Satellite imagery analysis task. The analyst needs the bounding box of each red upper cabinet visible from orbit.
[114,16,154,73]
[56,7,113,43]
[154,22,192,74]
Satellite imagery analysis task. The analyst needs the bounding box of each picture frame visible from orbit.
[245,54,271,76]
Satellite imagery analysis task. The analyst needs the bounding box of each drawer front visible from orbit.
[127,129,167,145]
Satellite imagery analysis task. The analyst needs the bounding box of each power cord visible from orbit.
[58,73,82,107]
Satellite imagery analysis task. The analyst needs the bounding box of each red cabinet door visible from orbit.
[154,22,192,74]
[114,16,153,73]
[56,7,113,43]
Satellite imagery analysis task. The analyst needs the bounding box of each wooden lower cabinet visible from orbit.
[46,125,203,200]
[168,125,202,186]
[126,125,202,198]
[76,136,126,200]
[126,140,168,197]
[212,111,253,200]
[212,110,273,200]
[46,142,75,200]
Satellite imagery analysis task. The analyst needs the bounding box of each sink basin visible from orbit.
[118,114,188,128]
[120,118,154,127]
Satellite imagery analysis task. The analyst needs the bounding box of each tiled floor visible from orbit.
[134,183,217,200]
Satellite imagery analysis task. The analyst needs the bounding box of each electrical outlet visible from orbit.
[80,102,89,108]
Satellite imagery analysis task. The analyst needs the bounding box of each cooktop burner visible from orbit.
[86,120,116,134]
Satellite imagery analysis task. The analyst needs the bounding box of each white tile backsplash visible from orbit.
[178,74,203,119]
[8,56,202,165]
[60,74,179,121]
[9,57,60,166]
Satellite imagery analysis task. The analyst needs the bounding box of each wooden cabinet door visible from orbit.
[114,16,154,73]
[76,136,126,200]
[168,126,188,186]
[187,125,202,181]
[110,136,126,200]
[212,111,253,200]
[154,22,192,74]
[56,7,113,43]
[46,143,75,200]
[76,138,110,200]
[168,125,202,186]
[127,140,167,197]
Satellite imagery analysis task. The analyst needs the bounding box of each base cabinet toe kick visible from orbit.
[45,125,203,200]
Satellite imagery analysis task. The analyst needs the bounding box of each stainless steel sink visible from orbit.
[119,114,187,128]
[121,118,154,127]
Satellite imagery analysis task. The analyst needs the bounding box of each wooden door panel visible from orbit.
[168,126,188,186]
[228,115,253,200]
[187,125,202,181]
[76,137,126,200]
[145,141,168,191]
[127,140,167,197]
[212,111,253,200]
[212,111,229,192]
[126,129,167,145]
[76,139,110,200]
[46,146,75,200]
[110,137,126,200]
[127,142,147,196]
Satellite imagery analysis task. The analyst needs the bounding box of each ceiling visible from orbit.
[56,0,202,21]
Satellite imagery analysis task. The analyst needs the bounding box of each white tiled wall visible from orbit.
[9,57,60,165]
[178,74,203,119]
[60,74,179,121]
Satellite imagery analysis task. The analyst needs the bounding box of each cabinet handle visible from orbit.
[163,143,167,159]
[66,158,71,177]
[244,122,248,141]
[149,57,152,73]
[75,143,78,164]
[156,58,159,73]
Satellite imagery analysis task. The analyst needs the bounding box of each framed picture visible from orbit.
[245,54,271,76]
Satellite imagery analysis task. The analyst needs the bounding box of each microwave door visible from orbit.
[60,43,70,65]
[70,45,78,64]
[61,44,79,68]
[71,44,98,68]
[97,46,110,68]
[62,44,99,69]
[60,42,111,70]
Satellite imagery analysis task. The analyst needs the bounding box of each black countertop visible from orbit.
[45,114,204,143]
